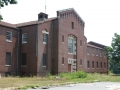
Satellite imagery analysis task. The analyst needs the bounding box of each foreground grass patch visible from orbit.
[0,72,120,89]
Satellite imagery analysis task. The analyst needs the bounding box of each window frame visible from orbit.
[6,31,12,42]
[68,37,74,54]
[42,30,49,44]
[22,33,27,44]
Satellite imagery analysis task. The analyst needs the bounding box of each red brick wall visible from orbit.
[20,25,37,76]
[57,10,86,73]
[0,26,18,76]
[86,46,108,74]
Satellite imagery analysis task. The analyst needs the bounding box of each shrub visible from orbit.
[75,70,87,78]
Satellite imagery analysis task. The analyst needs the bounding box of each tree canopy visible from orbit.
[105,33,120,74]
[0,0,17,20]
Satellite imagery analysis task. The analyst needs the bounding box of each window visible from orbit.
[5,72,11,77]
[100,62,102,68]
[6,31,12,42]
[71,22,74,29]
[42,53,46,66]
[87,61,90,68]
[104,62,106,68]
[100,50,102,57]
[6,52,11,65]
[92,48,94,56]
[104,51,107,57]
[92,61,94,68]
[96,48,98,56]
[22,53,26,65]
[43,33,47,44]
[62,57,64,65]
[80,59,82,65]
[87,47,90,55]
[62,36,64,42]
[68,38,74,53]
[96,62,98,68]
[22,33,27,43]
[80,40,82,46]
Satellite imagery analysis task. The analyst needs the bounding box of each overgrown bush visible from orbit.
[59,70,87,80]
[75,70,87,78]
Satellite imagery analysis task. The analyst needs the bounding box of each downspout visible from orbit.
[16,28,20,76]
[36,24,38,76]
[36,24,38,57]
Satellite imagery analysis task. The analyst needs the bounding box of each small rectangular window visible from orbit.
[62,36,64,42]
[6,31,12,42]
[43,33,47,44]
[87,61,90,68]
[80,59,82,65]
[22,53,26,65]
[100,62,102,68]
[62,57,64,65]
[96,62,98,68]
[22,33,27,44]
[42,53,46,66]
[80,40,82,46]
[92,61,94,68]
[71,22,74,29]
[92,48,94,56]
[96,48,98,56]
[100,50,102,57]
[6,52,11,65]
[87,47,90,55]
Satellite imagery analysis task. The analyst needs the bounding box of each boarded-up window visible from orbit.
[92,61,94,68]
[6,52,11,65]
[22,53,26,65]
[80,59,82,65]
[71,22,74,29]
[62,57,64,64]
[87,61,90,68]
[62,36,64,42]
[80,40,82,46]
[96,62,98,68]
[100,62,102,68]
[104,62,106,68]
[42,54,46,66]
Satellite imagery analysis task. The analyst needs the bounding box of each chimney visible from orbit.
[38,12,48,21]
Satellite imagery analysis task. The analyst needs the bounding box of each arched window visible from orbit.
[42,30,49,44]
[68,35,76,54]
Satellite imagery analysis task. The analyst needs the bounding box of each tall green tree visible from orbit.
[0,0,17,20]
[105,33,120,74]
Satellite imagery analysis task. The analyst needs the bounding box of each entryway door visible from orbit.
[68,64,71,72]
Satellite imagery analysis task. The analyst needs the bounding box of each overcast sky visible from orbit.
[1,0,120,46]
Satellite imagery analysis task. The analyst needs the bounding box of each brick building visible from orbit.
[0,8,108,77]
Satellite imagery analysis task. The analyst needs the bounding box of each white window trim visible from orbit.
[22,33,27,44]
[6,31,12,42]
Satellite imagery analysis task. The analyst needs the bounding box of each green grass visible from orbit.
[0,71,120,90]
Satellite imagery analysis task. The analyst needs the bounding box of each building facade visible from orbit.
[0,8,108,77]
